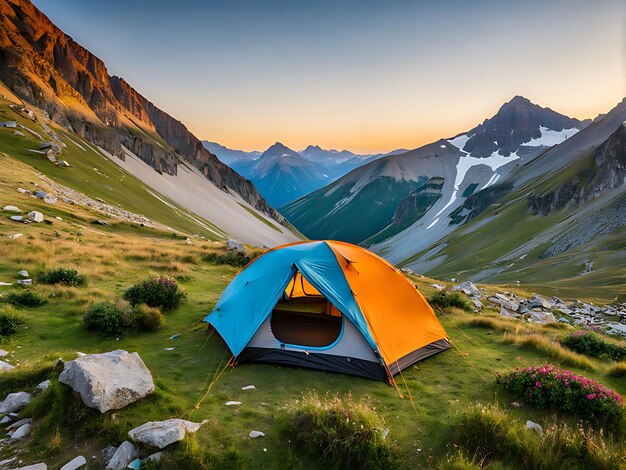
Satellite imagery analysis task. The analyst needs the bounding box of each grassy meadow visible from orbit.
[0,106,624,468]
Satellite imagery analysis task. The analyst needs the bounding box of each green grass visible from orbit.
[0,114,624,467]
[0,98,225,239]
[282,176,425,244]
[401,148,626,302]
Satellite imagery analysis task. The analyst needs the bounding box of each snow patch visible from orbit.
[524,127,579,147]
[447,134,470,152]
[426,218,439,229]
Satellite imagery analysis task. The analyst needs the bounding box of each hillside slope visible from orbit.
[0,0,301,245]
[283,96,588,245]
[404,98,626,297]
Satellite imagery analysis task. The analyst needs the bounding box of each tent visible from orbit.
[204,240,450,381]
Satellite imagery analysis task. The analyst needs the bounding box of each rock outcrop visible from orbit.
[0,0,282,221]
[59,350,154,413]
[527,124,626,217]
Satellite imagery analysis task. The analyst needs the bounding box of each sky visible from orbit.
[34,0,626,154]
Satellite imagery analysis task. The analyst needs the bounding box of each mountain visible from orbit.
[300,145,359,163]
[241,142,329,208]
[202,141,261,165]
[282,96,590,247]
[0,0,300,245]
[403,98,626,292]
[208,141,401,208]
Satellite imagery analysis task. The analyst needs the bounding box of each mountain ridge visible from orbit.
[0,0,281,221]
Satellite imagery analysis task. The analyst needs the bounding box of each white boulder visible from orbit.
[36,380,51,392]
[106,441,137,470]
[59,350,154,413]
[226,239,247,254]
[528,295,553,310]
[3,206,21,213]
[249,431,265,438]
[11,422,31,439]
[28,211,44,222]
[0,360,15,371]
[526,420,543,434]
[60,455,86,470]
[17,464,47,470]
[128,419,206,449]
[0,392,32,414]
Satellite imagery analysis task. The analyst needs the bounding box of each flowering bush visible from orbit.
[123,275,186,311]
[497,364,623,425]
[561,330,626,362]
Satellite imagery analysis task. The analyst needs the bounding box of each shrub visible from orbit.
[429,291,472,312]
[2,289,47,307]
[201,251,250,268]
[83,300,137,337]
[561,330,626,362]
[37,268,87,287]
[281,392,391,469]
[123,275,186,311]
[136,304,164,332]
[451,403,623,469]
[0,306,24,337]
[496,364,623,426]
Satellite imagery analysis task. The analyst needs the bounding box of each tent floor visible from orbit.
[270,308,342,348]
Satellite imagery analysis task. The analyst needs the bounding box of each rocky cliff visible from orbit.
[0,0,281,220]
[527,124,626,217]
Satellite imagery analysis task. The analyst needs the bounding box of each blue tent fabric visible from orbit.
[204,241,379,358]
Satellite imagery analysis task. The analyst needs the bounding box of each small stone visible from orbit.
[225,401,241,406]
[16,279,32,285]
[106,441,137,470]
[6,418,31,431]
[28,211,44,222]
[11,422,31,439]
[0,349,8,357]
[10,215,24,222]
[226,239,247,255]
[0,392,31,413]
[37,380,51,392]
[3,206,22,212]
[60,455,87,470]
[249,431,265,438]
[16,188,27,193]
[8,233,23,239]
[511,401,522,407]
[43,194,57,204]
[0,416,11,424]
[16,463,46,470]
[58,160,70,168]
[128,419,207,449]
[241,385,256,391]
[17,270,29,278]
[526,420,543,434]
